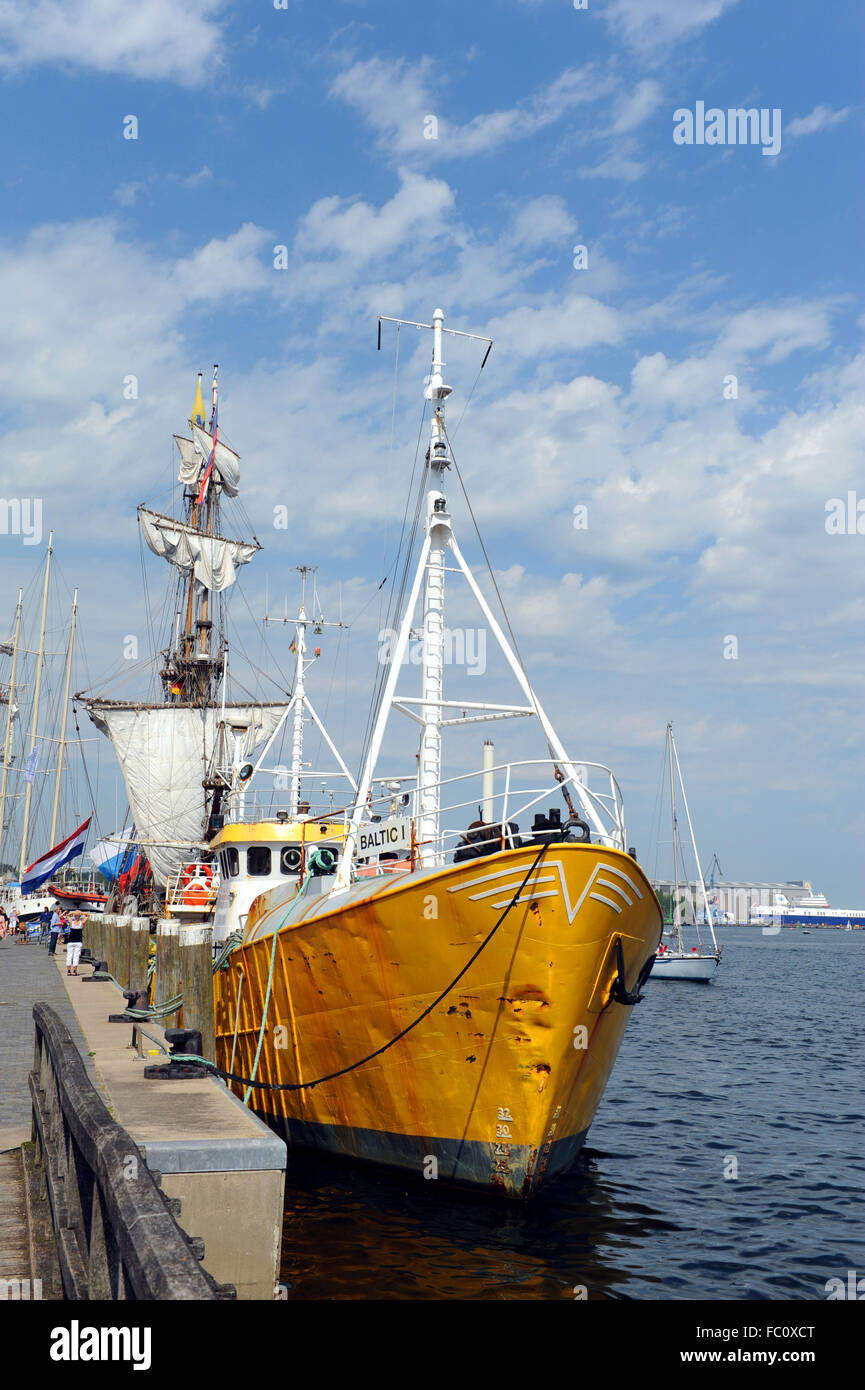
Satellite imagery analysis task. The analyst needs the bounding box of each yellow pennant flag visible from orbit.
[190,375,206,429]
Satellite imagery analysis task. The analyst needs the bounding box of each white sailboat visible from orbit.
[651,723,721,982]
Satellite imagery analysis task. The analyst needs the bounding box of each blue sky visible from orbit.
[0,0,863,900]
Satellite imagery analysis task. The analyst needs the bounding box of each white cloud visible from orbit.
[787,105,853,139]
[294,171,454,261]
[579,148,646,182]
[113,179,153,208]
[717,301,840,363]
[170,223,272,302]
[605,0,739,51]
[0,218,270,417]
[0,0,227,85]
[507,196,577,249]
[485,295,626,359]
[330,56,614,160]
[610,80,664,134]
[169,165,214,189]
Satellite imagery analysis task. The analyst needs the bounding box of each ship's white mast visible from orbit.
[251,569,357,815]
[333,308,617,894]
[418,308,451,855]
[288,572,311,819]
[49,587,78,845]
[0,587,23,864]
[19,531,54,879]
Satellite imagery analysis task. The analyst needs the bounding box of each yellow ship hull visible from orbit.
[213,843,662,1198]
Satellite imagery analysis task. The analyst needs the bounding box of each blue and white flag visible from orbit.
[89,826,137,883]
[24,747,39,783]
[20,817,91,895]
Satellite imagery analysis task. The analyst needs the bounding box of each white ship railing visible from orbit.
[353,757,626,870]
[165,862,221,912]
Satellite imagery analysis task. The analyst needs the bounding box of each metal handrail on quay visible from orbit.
[29,1002,234,1301]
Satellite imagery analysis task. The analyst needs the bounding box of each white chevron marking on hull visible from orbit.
[448,855,643,923]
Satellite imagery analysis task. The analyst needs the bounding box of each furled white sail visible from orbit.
[174,435,200,487]
[192,426,241,497]
[138,508,259,592]
[174,431,241,498]
[84,703,288,885]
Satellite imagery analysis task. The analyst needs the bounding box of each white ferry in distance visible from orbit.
[750,888,865,929]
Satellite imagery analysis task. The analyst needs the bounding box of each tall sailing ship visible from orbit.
[211,309,662,1199]
[78,370,289,913]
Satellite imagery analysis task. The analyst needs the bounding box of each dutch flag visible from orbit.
[20,817,92,896]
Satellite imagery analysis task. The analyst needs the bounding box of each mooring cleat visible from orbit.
[82,959,111,982]
[143,1028,208,1080]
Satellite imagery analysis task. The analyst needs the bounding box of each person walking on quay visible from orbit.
[48,906,63,956]
[39,904,51,945]
[0,908,7,940]
[65,909,86,976]
[8,907,20,941]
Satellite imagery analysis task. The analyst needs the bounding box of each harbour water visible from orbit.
[278,926,864,1299]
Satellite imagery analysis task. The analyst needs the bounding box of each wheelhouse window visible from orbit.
[247,846,272,876]
[224,847,239,877]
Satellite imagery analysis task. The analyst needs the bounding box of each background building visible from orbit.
[654,879,817,924]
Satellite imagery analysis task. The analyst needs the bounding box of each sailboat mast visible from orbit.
[668,721,682,951]
[672,733,719,953]
[49,587,78,846]
[19,531,54,879]
[418,308,452,864]
[0,587,23,865]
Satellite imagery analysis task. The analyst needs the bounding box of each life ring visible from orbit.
[280,846,303,875]
[183,864,213,906]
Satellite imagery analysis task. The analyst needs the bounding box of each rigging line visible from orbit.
[232,580,293,692]
[379,322,401,599]
[384,398,429,624]
[137,522,162,697]
[358,455,426,774]
[378,394,428,639]
[225,615,291,700]
[309,624,344,774]
[343,577,387,631]
[382,428,427,644]
[358,405,429,772]
[442,419,546,736]
[647,738,669,887]
[448,361,485,442]
[72,704,102,835]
